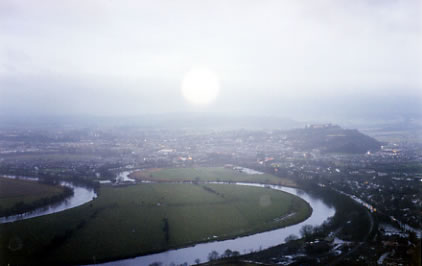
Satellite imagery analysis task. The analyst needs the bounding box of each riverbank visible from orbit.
[0,182,312,265]
[0,177,73,218]
[0,176,97,224]
[97,183,334,266]
[128,167,298,187]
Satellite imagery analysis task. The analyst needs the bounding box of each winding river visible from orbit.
[0,176,97,224]
[0,175,335,265]
[98,182,335,266]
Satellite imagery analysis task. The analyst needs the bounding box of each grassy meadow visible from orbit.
[0,182,310,265]
[130,167,297,187]
[0,177,65,210]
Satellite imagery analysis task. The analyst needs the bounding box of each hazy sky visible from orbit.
[0,0,421,120]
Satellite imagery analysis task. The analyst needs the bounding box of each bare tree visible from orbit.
[208,250,219,261]
[285,234,298,242]
[300,225,314,241]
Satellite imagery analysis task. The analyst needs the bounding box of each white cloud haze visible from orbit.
[0,0,421,119]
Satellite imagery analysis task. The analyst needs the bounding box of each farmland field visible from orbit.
[130,166,297,187]
[0,177,65,211]
[0,179,310,265]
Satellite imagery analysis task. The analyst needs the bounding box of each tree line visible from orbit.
[0,186,74,218]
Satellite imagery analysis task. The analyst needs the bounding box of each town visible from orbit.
[0,122,420,265]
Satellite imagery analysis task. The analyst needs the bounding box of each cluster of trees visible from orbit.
[0,186,74,218]
[201,185,224,198]
[149,262,189,266]
[38,219,88,259]
[0,165,101,191]
[208,249,241,261]
[39,176,99,190]
[162,218,170,243]
[297,180,373,241]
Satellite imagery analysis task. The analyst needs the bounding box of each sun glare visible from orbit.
[181,67,220,105]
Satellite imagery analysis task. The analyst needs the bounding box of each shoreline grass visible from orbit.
[0,168,310,265]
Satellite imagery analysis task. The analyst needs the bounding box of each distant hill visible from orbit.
[285,124,382,154]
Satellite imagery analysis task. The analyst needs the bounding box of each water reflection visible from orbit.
[0,176,97,224]
[99,182,335,266]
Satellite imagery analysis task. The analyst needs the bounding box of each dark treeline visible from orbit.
[297,180,373,241]
[235,181,376,265]
[0,186,74,218]
[0,167,101,190]
[162,218,170,243]
[37,175,99,191]
[201,185,225,198]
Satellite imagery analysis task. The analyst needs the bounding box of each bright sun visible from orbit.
[181,67,220,105]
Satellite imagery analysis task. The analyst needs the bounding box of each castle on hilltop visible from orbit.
[305,123,340,129]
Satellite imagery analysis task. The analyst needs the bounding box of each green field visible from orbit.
[130,167,297,187]
[0,181,311,265]
[0,177,65,210]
